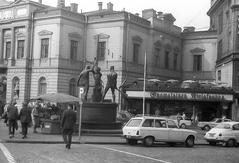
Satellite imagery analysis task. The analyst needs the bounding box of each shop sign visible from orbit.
[150,92,233,101]
[126,91,233,101]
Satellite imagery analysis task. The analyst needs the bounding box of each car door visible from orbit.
[167,120,183,142]
[232,124,239,143]
[154,119,169,141]
[140,119,155,138]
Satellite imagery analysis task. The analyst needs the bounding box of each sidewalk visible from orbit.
[0,121,207,145]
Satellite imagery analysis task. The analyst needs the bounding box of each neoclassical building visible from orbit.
[0,0,238,120]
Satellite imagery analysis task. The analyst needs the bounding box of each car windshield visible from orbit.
[126,119,142,127]
[210,118,218,122]
[215,123,231,129]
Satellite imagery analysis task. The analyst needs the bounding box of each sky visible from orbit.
[30,0,211,31]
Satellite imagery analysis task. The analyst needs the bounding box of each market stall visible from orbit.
[31,93,80,134]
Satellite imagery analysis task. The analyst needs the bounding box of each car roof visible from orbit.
[131,116,168,120]
[221,121,239,125]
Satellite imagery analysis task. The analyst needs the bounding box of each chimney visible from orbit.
[38,0,42,4]
[183,26,195,33]
[142,9,157,19]
[57,0,65,8]
[70,3,78,12]
[98,2,103,11]
[107,2,113,11]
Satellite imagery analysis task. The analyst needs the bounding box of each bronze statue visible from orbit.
[77,65,93,101]
[102,66,118,103]
[92,59,103,102]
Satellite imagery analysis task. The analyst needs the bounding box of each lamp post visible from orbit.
[78,87,84,141]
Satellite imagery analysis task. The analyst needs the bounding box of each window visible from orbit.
[142,119,154,127]
[217,39,223,59]
[38,77,47,95]
[17,40,24,59]
[97,41,106,61]
[218,11,223,34]
[167,120,178,128]
[41,38,49,58]
[217,70,221,81]
[233,124,239,130]
[173,53,178,70]
[69,78,77,97]
[70,40,78,60]
[165,51,170,69]
[126,119,142,127]
[5,41,11,59]
[154,48,160,67]
[193,55,202,72]
[133,43,140,63]
[155,119,166,128]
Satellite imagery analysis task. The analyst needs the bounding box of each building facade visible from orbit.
[0,0,238,120]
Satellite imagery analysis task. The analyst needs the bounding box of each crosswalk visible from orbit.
[0,140,16,163]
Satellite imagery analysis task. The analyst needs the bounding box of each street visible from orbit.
[0,142,239,163]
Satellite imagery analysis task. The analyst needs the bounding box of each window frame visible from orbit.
[40,38,49,58]
[193,55,202,72]
[69,78,77,97]
[5,41,11,59]
[17,40,25,59]
[97,41,106,61]
[38,77,47,95]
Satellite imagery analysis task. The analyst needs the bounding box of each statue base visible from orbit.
[81,102,122,130]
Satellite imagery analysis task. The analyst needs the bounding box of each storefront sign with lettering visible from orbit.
[126,91,233,101]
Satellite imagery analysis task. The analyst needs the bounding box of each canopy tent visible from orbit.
[31,93,81,103]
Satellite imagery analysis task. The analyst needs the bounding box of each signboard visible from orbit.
[126,91,233,102]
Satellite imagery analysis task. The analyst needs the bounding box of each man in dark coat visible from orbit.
[7,100,18,138]
[61,104,76,149]
[19,102,32,139]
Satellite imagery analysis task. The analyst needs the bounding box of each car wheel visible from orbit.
[208,141,217,146]
[185,136,194,147]
[180,124,186,129]
[204,125,210,131]
[227,139,236,147]
[144,136,154,147]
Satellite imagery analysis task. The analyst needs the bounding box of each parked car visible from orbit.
[198,118,231,131]
[204,122,239,147]
[122,116,197,147]
[168,115,192,129]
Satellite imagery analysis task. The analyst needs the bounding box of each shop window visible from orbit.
[165,50,170,69]
[5,41,11,59]
[97,41,106,61]
[17,40,24,59]
[69,78,77,97]
[193,55,202,72]
[217,70,221,81]
[41,38,49,58]
[38,77,47,95]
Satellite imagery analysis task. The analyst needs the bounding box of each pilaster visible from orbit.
[8,27,15,66]
[0,28,3,60]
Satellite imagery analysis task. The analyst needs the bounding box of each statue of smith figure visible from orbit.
[102,66,118,103]
[77,65,93,101]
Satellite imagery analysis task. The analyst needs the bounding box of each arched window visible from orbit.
[12,77,20,99]
[38,77,47,95]
[69,78,77,97]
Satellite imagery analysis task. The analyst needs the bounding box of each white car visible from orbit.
[168,115,192,128]
[204,122,239,147]
[122,116,197,147]
[198,118,231,131]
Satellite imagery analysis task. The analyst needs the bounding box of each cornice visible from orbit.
[207,0,224,16]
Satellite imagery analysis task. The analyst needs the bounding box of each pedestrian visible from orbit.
[19,101,32,139]
[31,103,40,133]
[61,104,76,149]
[7,100,18,138]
